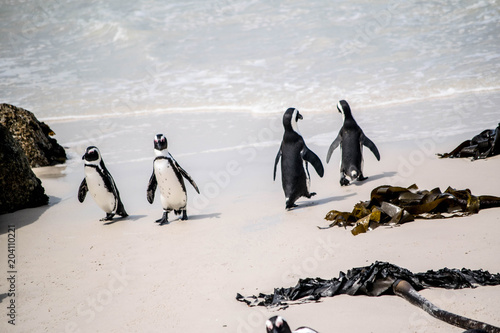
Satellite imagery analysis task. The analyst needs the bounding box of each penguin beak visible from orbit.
[296,112,303,121]
[154,139,161,150]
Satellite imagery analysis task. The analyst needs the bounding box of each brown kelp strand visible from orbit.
[323,185,500,235]
[393,280,500,333]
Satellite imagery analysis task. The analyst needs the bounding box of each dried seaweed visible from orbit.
[236,261,500,309]
[438,124,500,160]
[322,185,500,235]
[236,262,500,332]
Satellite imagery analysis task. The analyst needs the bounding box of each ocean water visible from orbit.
[1,0,499,123]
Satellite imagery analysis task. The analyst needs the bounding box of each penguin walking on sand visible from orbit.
[274,108,324,209]
[326,100,380,186]
[78,146,128,221]
[266,316,319,333]
[147,134,200,226]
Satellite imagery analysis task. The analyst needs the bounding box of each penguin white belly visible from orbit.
[84,167,116,213]
[154,159,187,210]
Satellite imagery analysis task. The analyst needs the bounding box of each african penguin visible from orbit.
[266,316,319,333]
[78,146,128,221]
[274,108,324,209]
[326,100,380,186]
[147,134,200,225]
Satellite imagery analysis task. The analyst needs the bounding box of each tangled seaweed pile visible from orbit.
[237,262,500,332]
[323,185,500,235]
[236,261,500,309]
[438,123,500,160]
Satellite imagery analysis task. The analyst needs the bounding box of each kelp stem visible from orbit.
[479,196,500,210]
[393,280,500,332]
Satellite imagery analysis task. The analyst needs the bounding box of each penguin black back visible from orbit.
[326,100,380,186]
[274,108,324,209]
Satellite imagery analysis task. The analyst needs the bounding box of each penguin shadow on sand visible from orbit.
[351,171,397,187]
[291,192,356,210]
[101,214,147,226]
[187,212,221,221]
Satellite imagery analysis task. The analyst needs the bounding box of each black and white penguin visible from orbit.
[326,100,380,186]
[78,146,128,221]
[147,134,200,225]
[266,316,319,333]
[274,108,324,209]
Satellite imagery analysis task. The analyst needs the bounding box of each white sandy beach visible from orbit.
[1,94,500,332]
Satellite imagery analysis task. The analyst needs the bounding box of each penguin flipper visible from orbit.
[176,163,200,194]
[273,146,281,181]
[302,146,324,177]
[78,178,88,203]
[361,134,380,161]
[326,132,342,163]
[147,170,157,204]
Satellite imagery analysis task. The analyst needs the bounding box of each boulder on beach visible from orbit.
[0,123,49,214]
[0,103,66,168]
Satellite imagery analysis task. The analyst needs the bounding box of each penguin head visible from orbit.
[283,108,302,134]
[154,134,168,151]
[82,146,101,164]
[337,100,352,119]
[266,316,292,333]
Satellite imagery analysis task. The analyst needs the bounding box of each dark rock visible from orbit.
[0,124,49,214]
[0,103,66,167]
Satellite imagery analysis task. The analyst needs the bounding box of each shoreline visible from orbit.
[38,89,500,124]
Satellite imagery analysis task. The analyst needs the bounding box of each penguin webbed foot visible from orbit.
[358,175,368,181]
[340,177,350,186]
[100,213,115,221]
[155,211,169,225]
[173,209,188,221]
[285,199,298,210]
[118,210,128,218]
[116,200,128,218]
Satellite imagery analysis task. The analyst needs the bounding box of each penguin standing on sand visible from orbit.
[274,108,324,209]
[147,134,199,225]
[78,146,128,221]
[266,316,319,333]
[326,100,380,186]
